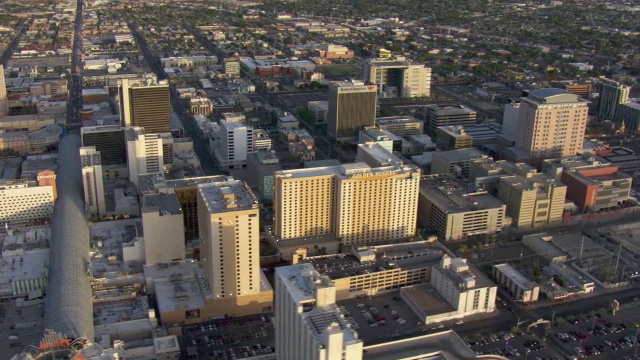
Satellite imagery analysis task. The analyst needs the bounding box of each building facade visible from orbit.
[493,263,540,304]
[364,57,431,98]
[376,115,424,137]
[119,79,171,133]
[275,264,364,360]
[81,125,127,166]
[598,79,630,121]
[436,126,473,150]
[327,81,377,143]
[80,146,106,218]
[424,105,477,134]
[211,115,255,170]
[126,127,164,188]
[0,180,54,225]
[141,193,186,265]
[516,88,589,163]
[197,180,260,299]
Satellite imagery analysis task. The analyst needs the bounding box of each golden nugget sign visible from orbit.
[351,171,395,178]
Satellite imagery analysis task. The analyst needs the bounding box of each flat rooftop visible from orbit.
[376,116,422,125]
[401,284,456,316]
[420,175,505,213]
[144,261,213,314]
[198,180,259,214]
[432,148,487,162]
[362,330,476,360]
[141,193,182,216]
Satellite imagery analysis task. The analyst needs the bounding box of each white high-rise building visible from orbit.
[126,127,164,188]
[197,180,260,298]
[0,64,8,116]
[80,146,106,218]
[212,113,255,170]
[364,56,432,98]
[275,263,364,360]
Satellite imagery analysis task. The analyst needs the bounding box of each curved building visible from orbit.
[44,134,94,340]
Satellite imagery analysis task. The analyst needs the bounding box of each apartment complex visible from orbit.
[418,175,506,241]
[119,78,171,133]
[542,155,631,211]
[275,264,364,360]
[376,115,424,137]
[81,125,127,165]
[327,81,377,142]
[126,127,164,188]
[436,126,473,150]
[197,180,261,299]
[493,263,540,304]
[274,144,420,245]
[598,79,631,121]
[363,56,432,98]
[424,105,477,134]
[80,146,106,218]
[515,88,589,163]
[141,193,185,265]
[0,179,55,225]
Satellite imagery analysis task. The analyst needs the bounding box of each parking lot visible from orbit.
[179,315,274,360]
[337,291,427,345]
[467,331,563,360]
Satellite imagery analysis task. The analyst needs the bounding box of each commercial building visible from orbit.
[418,175,506,241]
[542,155,631,211]
[80,146,106,218]
[515,88,589,163]
[0,179,55,225]
[197,180,261,299]
[497,170,567,229]
[598,79,631,121]
[327,81,377,143]
[307,101,328,123]
[363,56,431,98]
[358,126,398,154]
[119,78,171,133]
[614,100,640,133]
[126,127,164,188]
[431,148,490,177]
[81,125,127,165]
[223,57,241,77]
[430,256,496,314]
[188,97,215,116]
[493,263,540,304]
[210,114,256,170]
[274,144,420,245]
[424,105,477,134]
[376,115,424,137]
[141,193,185,265]
[244,151,282,204]
[436,126,473,150]
[275,264,364,360]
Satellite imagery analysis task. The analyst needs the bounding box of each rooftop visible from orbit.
[420,174,506,213]
[525,88,588,105]
[432,148,488,162]
[153,335,180,354]
[142,193,183,216]
[198,180,259,214]
[362,330,476,360]
[400,284,456,316]
[144,261,213,314]
[494,263,537,291]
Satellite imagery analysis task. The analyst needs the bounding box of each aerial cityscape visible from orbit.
[0,0,640,359]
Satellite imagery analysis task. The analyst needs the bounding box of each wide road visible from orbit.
[67,0,84,128]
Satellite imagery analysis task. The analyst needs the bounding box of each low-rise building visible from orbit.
[376,115,424,137]
[307,101,328,123]
[418,175,506,240]
[493,263,540,303]
[431,148,490,177]
[0,179,55,225]
[436,126,473,150]
[188,97,215,116]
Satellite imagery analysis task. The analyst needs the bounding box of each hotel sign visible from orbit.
[350,170,395,178]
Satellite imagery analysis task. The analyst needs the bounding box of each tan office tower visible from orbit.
[274,143,420,245]
[119,78,171,133]
[516,88,589,163]
[0,64,8,116]
[364,57,431,98]
[327,81,377,143]
[197,180,260,299]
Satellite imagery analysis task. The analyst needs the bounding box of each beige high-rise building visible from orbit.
[274,143,420,245]
[275,263,364,360]
[141,193,185,265]
[0,64,8,116]
[516,88,589,163]
[80,146,106,218]
[327,81,377,143]
[197,180,260,299]
[126,127,164,188]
